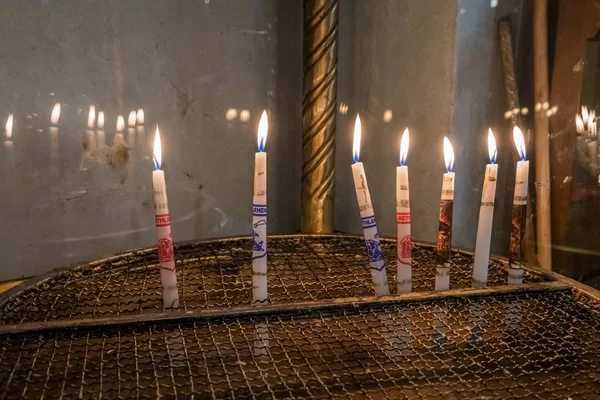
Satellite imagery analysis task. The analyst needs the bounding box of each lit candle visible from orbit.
[127,110,137,147]
[472,129,498,287]
[396,128,412,294]
[435,137,455,292]
[50,103,61,126]
[98,111,105,130]
[252,110,268,304]
[351,115,390,296]
[588,114,597,169]
[152,126,180,308]
[508,126,529,284]
[115,115,125,145]
[88,106,96,129]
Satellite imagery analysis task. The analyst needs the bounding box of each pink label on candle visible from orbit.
[155,213,171,227]
[158,238,175,264]
[396,212,411,224]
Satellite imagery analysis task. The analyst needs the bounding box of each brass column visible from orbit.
[301,0,339,233]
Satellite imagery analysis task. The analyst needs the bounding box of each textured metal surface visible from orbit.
[0,236,544,326]
[301,0,338,233]
[1,289,599,399]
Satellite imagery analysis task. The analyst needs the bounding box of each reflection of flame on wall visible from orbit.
[136,109,144,125]
[128,110,137,127]
[98,111,105,129]
[51,103,61,125]
[240,109,250,123]
[226,108,238,121]
[5,114,13,139]
[88,106,96,128]
[116,115,124,132]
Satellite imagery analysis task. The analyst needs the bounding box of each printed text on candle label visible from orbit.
[361,215,377,229]
[396,212,410,224]
[253,205,267,216]
[155,213,170,227]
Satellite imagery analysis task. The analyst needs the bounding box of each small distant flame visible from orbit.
[443,137,454,172]
[513,126,526,161]
[116,115,124,132]
[590,120,597,138]
[153,125,162,170]
[576,114,585,133]
[51,103,61,125]
[257,110,268,152]
[98,111,105,129]
[353,114,361,163]
[5,114,13,139]
[488,128,497,164]
[399,128,409,165]
[128,111,137,127]
[136,109,144,125]
[588,110,596,132]
[88,106,96,128]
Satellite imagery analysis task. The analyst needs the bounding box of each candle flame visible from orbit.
[576,113,585,133]
[591,119,597,138]
[97,111,105,129]
[399,128,409,165]
[353,114,361,162]
[582,106,589,124]
[116,115,124,132]
[153,125,162,170]
[443,136,454,172]
[589,110,596,133]
[88,106,96,128]
[257,110,268,152]
[136,109,144,125]
[5,114,13,139]
[513,126,526,160]
[51,103,61,125]
[488,128,497,164]
[128,111,137,127]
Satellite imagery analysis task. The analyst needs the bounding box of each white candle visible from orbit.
[472,129,498,287]
[152,126,180,308]
[396,128,412,294]
[252,110,269,304]
[435,137,455,292]
[508,126,529,285]
[351,115,390,296]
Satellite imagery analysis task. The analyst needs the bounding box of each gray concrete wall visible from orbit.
[0,0,302,280]
[0,0,526,280]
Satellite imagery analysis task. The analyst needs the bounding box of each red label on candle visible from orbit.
[158,238,175,264]
[155,213,171,227]
[400,235,412,262]
[396,212,411,224]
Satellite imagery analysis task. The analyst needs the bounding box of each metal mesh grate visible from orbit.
[0,236,544,325]
[0,289,598,399]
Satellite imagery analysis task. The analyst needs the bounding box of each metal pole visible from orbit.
[301,0,339,233]
[533,0,553,271]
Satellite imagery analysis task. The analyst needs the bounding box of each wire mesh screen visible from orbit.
[0,289,598,399]
[0,236,544,325]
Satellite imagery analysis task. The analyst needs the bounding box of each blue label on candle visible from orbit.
[366,238,384,262]
[253,204,267,216]
[252,218,267,259]
[361,215,377,229]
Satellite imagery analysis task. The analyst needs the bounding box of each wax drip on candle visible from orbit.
[488,128,497,164]
[257,110,268,152]
[513,126,526,161]
[353,114,361,163]
[443,136,454,172]
[399,128,409,166]
[153,126,162,170]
